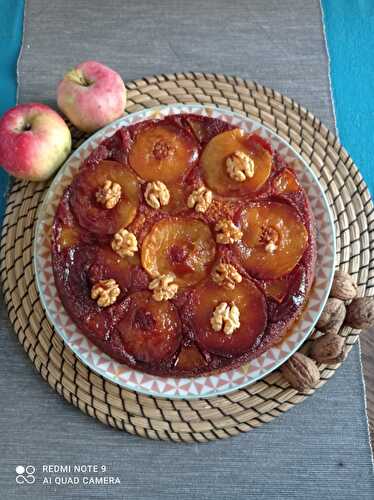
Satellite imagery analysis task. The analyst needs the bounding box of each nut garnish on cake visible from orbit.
[226,150,255,182]
[148,272,178,301]
[95,180,121,209]
[211,263,242,289]
[144,180,170,209]
[111,229,138,257]
[91,279,120,307]
[187,186,213,213]
[215,219,243,244]
[210,302,240,335]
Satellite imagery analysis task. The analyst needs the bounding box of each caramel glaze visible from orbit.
[52,114,316,377]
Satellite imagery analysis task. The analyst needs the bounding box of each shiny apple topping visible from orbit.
[187,186,213,213]
[95,180,122,209]
[226,150,255,182]
[211,263,242,290]
[117,291,182,363]
[148,272,179,301]
[210,302,240,336]
[141,217,216,287]
[144,180,170,209]
[187,278,267,356]
[111,228,138,258]
[91,279,120,307]
[215,219,243,244]
[129,124,198,183]
[235,202,308,279]
[201,130,272,196]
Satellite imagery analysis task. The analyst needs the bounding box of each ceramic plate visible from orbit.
[34,104,336,399]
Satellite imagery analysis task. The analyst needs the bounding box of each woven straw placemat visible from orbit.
[1,72,373,443]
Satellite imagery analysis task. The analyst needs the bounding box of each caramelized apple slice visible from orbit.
[52,245,112,339]
[59,226,81,248]
[141,217,216,287]
[70,160,140,235]
[54,211,94,249]
[88,246,143,294]
[263,278,290,303]
[201,130,272,196]
[186,278,267,357]
[185,115,234,145]
[269,265,307,323]
[116,291,182,363]
[162,183,188,214]
[129,123,198,183]
[53,188,90,249]
[235,202,308,279]
[174,344,208,371]
[272,168,301,195]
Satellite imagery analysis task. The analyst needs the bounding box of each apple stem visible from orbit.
[15,122,32,132]
[65,68,91,87]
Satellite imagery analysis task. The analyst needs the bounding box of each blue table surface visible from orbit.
[322,0,374,197]
[0,0,24,220]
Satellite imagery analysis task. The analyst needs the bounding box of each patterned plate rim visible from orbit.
[33,103,336,399]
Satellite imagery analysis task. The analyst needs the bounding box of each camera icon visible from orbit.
[16,465,36,484]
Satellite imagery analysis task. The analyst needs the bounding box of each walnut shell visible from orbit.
[280,352,320,393]
[345,297,374,330]
[316,298,346,334]
[310,333,345,364]
[330,270,357,301]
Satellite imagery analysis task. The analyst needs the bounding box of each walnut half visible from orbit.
[187,186,213,213]
[215,219,243,244]
[111,229,138,258]
[148,273,178,301]
[95,180,121,209]
[210,302,240,335]
[211,263,242,290]
[144,180,170,209]
[91,279,120,307]
[226,151,254,182]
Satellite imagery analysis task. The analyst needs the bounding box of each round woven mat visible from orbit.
[1,72,374,443]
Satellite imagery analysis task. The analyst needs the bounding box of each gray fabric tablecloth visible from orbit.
[1,1,373,498]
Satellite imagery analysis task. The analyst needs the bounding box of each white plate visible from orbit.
[34,104,336,399]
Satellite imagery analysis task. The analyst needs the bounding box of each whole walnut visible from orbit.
[280,352,320,393]
[316,298,346,334]
[345,297,374,330]
[310,333,345,364]
[330,270,358,301]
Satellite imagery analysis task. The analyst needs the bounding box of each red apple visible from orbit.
[0,103,72,181]
[57,61,126,133]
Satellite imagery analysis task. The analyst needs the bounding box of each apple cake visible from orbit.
[52,113,316,376]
